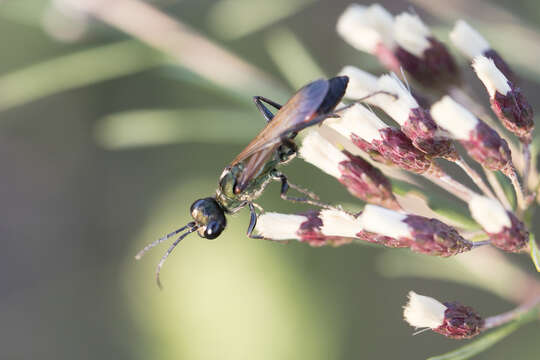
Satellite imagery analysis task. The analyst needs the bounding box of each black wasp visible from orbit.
[136,76,349,287]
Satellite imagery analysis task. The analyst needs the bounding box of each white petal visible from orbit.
[358,204,411,239]
[320,209,362,238]
[394,12,431,57]
[373,74,418,126]
[339,65,379,100]
[469,195,511,233]
[299,131,347,179]
[403,291,447,329]
[326,103,386,143]
[472,55,511,96]
[255,213,307,240]
[337,3,395,54]
[449,20,490,59]
[430,96,478,140]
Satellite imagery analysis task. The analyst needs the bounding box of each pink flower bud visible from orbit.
[473,56,534,143]
[359,205,472,256]
[336,4,400,72]
[327,104,441,175]
[431,96,512,174]
[371,74,457,159]
[404,291,484,339]
[393,13,458,86]
[450,20,516,83]
[255,210,359,247]
[469,195,529,253]
[299,131,400,209]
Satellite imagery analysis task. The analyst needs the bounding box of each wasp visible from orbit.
[136,76,350,287]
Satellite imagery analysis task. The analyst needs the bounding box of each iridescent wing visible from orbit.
[231,76,349,193]
[230,78,330,167]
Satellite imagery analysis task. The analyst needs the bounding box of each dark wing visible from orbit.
[231,76,349,194]
[230,79,329,167]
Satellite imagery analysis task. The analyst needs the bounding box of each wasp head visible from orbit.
[190,197,227,239]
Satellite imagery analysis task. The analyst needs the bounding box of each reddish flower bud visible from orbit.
[393,13,458,86]
[255,210,359,247]
[375,75,457,159]
[327,104,441,175]
[404,291,484,339]
[299,131,400,209]
[435,302,484,339]
[450,20,516,83]
[431,96,512,174]
[473,56,534,143]
[337,4,400,73]
[359,205,472,256]
[469,195,529,253]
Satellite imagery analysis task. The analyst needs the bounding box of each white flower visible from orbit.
[449,20,490,59]
[299,131,348,179]
[319,209,362,238]
[326,103,386,143]
[472,55,511,97]
[430,96,478,140]
[373,74,418,126]
[394,13,431,57]
[339,65,378,100]
[469,195,511,233]
[358,204,411,239]
[403,291,446,329]
[336,3,395,54]
[255,213,307,240]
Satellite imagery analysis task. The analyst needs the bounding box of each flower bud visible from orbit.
[336,4,400,72]
[404,291,484,339]
[299,131,400,209]
[375,74,457,159]
[393,13,458,86]
[472,56,534,143]
[431,96,512,174]
[468,195,529,252]
[255,210,359,247]
[358,205,472,256]
[450,20,516,83]
[327,104,440,175]
[339,65,432,108]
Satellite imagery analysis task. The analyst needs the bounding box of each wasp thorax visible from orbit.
[190,197,227,239]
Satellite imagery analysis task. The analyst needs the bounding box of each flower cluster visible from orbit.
[254,2,536,341]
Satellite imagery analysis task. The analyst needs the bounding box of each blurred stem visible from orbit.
[484,295,540,329]
[455,157,495,198]
[71,0,288,100]
[484,169,512,210]
[264,27,326,89]
[506,166,527,215]
[426,173,474,203]
[0,41,162,112]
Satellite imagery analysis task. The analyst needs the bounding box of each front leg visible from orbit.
[246,202,264,239]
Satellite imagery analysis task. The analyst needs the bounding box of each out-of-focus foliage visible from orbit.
[1,1,540,360]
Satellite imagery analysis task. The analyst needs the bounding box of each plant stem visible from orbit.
[483,295,540,329]
[426,173,474,203]
[506,166,527,214]
[454,157,495,198]
[484,169,512,210]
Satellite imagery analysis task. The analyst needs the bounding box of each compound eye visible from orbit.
[204,220,223,240]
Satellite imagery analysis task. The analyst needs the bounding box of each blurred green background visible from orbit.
[1,0,539,359]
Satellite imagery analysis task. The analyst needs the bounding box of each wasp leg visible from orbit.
[253,96,283,123]
[333,90,398,113]
[246,202,289,244]
[246,202,264,239]
[272,170,335,209]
